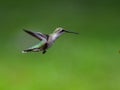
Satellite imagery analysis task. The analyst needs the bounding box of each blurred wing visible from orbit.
[23,29,47,41]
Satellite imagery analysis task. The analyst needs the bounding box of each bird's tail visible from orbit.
[22,49,33,53]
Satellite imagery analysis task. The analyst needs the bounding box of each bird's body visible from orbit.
[22,27,78,54]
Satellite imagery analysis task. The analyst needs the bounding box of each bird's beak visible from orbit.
[64,30,79,34]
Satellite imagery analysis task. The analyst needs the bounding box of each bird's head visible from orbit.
[53,27,79,35]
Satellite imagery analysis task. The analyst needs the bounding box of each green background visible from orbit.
[0,0,120,90]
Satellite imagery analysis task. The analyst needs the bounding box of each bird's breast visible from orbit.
[52,34,58,41]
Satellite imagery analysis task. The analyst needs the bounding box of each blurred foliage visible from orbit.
[0,0,120,90]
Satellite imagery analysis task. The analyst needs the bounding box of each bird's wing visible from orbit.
[23,29,48,41]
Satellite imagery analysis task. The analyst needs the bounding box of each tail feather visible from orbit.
[22,49,33,53]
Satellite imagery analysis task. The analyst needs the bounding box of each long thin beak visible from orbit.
[64,30,79,34]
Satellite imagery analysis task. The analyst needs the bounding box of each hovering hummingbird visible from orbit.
[22,27,78,54]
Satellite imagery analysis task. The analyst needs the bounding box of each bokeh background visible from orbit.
[0,0,120,90]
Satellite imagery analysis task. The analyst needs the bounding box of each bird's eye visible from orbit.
[61,30,65,32]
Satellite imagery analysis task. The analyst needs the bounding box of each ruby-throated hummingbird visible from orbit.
[22,27,78,54]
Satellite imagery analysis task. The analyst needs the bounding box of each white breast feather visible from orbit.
[52,34,57,40]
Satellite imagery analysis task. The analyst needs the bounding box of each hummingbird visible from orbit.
[22,27,78,54]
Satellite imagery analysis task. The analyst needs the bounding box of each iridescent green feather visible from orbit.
[28,40,46,49]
